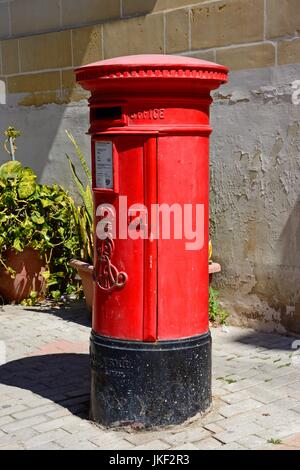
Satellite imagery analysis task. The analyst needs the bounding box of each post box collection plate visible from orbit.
[76,54,228,427]
[95,141,113,190]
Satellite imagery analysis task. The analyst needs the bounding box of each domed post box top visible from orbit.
[75,54,228,96]
[75,55,228,136]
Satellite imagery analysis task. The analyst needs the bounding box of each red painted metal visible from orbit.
[76,54,228,342]
[157,135,209,339]
[91,136,145,340]
[143,137,158,342]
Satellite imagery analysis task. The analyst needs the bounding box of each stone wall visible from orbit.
[0,0,300,333]
[0,0,300,106]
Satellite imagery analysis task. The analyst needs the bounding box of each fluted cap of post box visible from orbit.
[75,54,228,95]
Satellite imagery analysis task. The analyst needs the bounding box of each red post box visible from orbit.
[75,55,228,427]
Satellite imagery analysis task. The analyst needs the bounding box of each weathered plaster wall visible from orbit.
[210,63,300,334]
[0,99,91,194]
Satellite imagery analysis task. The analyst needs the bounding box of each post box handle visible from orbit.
[94,238,128,292]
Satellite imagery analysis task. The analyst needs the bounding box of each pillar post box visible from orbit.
[75,55,228,427]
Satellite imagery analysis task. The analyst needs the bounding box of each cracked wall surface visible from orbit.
[210,64,300,334]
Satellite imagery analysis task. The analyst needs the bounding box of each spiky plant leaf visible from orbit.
[65,130,92,184]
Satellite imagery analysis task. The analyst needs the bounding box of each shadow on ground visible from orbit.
[24,300,91,327]
[0,353,90,418]
[232,330,296,351]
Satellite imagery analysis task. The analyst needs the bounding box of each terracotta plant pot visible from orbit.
[0,247,46,303]
[209,262,221,284]
[70,259,94,315]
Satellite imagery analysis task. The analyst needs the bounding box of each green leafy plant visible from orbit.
[65,130,93,264]
[4,126,21,161]
[267,438,282,445]
[209,286,228,325]
[20,290,39,306]
[217,376,237,384]
[0,160,82,300]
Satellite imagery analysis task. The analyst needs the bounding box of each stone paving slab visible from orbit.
[0,301,300,450]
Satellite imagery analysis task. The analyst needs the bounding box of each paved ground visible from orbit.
[0,301,300,450]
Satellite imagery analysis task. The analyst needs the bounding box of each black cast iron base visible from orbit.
[90,331,212,428]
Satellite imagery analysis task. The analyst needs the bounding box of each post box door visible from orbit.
[93,134,208,342]
[93,136,147,341]
[157,135,209,340]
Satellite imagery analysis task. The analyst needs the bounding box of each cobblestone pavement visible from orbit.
[0,301,300,450]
